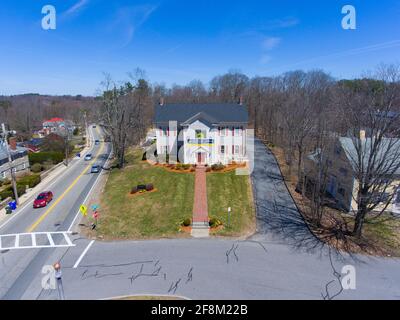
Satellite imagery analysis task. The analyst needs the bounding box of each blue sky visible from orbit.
[0,0,399,95]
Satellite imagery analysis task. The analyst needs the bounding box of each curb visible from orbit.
[0,129,94,226]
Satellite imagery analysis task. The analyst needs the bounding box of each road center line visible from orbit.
[26,127,103,233]
[73,240,95,268]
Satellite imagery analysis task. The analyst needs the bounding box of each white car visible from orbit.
[84,154,92,161]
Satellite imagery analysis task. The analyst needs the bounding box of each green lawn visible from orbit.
[207,171,255,236]
[363,215,400,256]
[97,149,194,239]
[95,148,255,239]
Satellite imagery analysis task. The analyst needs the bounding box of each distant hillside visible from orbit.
[0,94,100,140]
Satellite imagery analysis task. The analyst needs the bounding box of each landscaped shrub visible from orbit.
[206,167,211,172]
[145,184,154,191]
[0,184,26,200]
[182,164,191,170]
[30,163,43,173]
[131,186,138,194]
[18,174,41,188]
[0,188,13,201]
[29,152,64,165]
[16,184,26,196]
[182,218,191,227]
[211,163,225,171]
[209,217,222,228]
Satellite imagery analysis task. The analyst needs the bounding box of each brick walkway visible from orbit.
[192,165,209,226]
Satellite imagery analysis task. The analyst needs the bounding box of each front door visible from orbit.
[197,152,205,164]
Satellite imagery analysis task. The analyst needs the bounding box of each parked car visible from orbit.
[92,125,96,128]
[91,165,100,173]
[95,140,100,145]
[84,154,92,161]
[33,191,53,208]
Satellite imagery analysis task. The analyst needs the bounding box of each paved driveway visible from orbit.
[250,139,318,250]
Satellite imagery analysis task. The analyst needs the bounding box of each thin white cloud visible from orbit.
[263,17,299,30]
[259,37,281,64]
[260,54,272,65]
[262,37,281,51]
[268,40,400,71]
[112,4,158,48]
[65,0,89,16]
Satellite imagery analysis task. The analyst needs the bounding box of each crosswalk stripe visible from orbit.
[46,233,55,246]
[0,231,75,250]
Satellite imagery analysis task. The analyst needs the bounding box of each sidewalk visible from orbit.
[191,166,209,238]
[0,129,93,225]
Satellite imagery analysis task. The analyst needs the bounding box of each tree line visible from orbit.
[2,64,399,240]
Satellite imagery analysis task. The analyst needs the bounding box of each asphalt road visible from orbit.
[1,135,400,300]
[0,125,112,299]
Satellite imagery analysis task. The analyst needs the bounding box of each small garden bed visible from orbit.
[129,184,158,197]
[148,161,247,174]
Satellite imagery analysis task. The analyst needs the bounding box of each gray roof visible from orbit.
[154,103,248,126]
[339,137,400,175]
[0,143,28,162]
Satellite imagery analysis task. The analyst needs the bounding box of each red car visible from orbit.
[33,191,53,208]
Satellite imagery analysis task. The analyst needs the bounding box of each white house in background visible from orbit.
[0,137,30,180]
[153,101,249,165]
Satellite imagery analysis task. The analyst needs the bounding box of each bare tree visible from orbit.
[100,72,151,168]
[335,64,400,237]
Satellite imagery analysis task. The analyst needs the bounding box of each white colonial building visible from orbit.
[154,102,249,165]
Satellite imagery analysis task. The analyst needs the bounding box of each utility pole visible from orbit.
[64,131,69,167]
[1,123,19,205]
[83,112,89,148]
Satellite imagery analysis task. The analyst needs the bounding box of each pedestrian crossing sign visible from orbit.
[80,205,88,216]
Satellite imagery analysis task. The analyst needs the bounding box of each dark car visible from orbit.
[92,125,97,128]
[91,165,100,173]
[95,140,100,145]
[33,191,53,208]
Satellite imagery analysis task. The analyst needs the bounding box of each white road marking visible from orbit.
[68,136,112,231]
[31,233,36,246]
[0,231,75,250]
[0,127,96,232]
[63,232,74,246]
[46,233,55,246]
[73,240,95,268]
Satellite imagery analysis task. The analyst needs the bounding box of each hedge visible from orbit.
[18,174,41,188]
[30,163,43,173]
[29,152,64,165]
[0,188,13,201]
[0,174,42,201]
[0,184,26,201]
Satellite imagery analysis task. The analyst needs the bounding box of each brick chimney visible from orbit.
[360,130,366,140]
[159,97,165,106]
[9,137,17,151]
[239,96,244,105]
